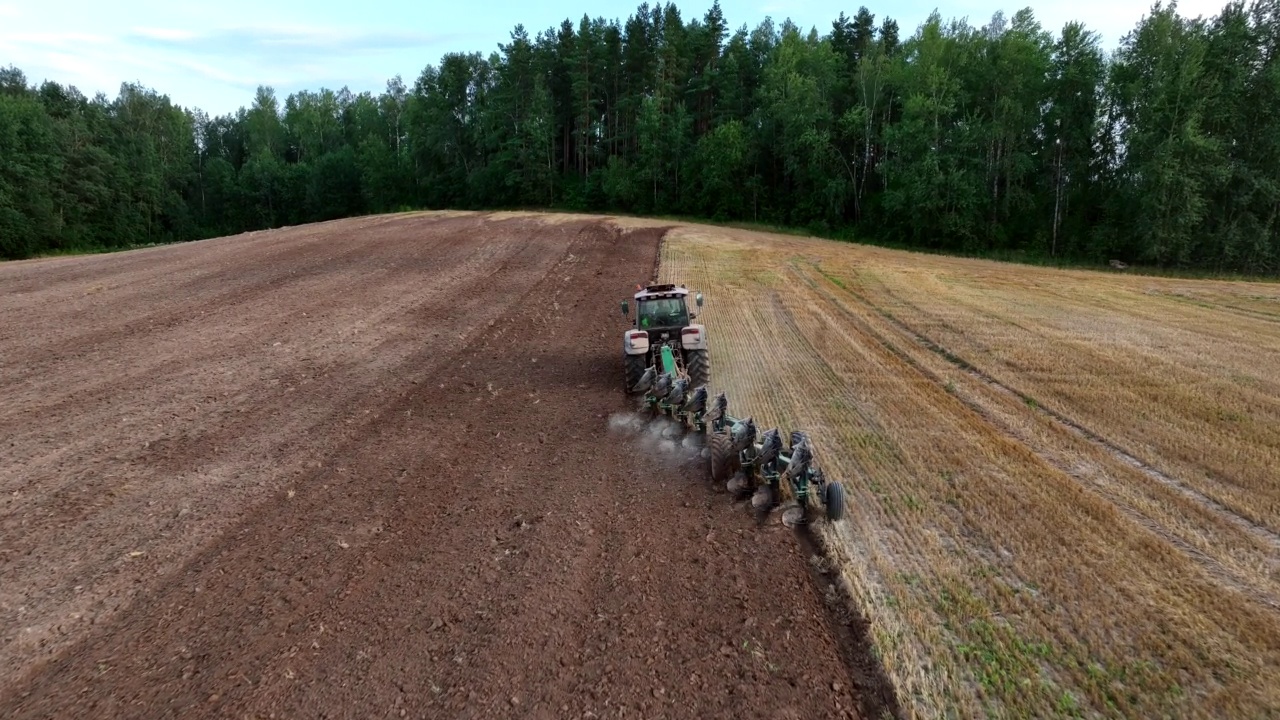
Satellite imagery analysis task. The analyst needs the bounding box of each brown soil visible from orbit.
[0,213,868,719]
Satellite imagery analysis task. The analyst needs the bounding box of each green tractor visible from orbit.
[618,282,846,526]
[620,283,710,394]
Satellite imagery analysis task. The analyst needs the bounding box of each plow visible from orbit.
[621,283,846,527]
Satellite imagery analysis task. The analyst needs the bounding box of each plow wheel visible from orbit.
[708,430,737,488]
[685,349,710,389]
[623,353,647,394]
[824,481,846,522]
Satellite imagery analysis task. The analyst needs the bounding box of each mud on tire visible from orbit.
[708,429,738,487]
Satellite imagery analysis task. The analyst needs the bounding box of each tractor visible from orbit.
[620,283,710,394]
[618,282,846,527]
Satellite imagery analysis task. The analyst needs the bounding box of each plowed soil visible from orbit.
[0,213,867,719]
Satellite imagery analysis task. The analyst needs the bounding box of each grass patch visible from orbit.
[934,582,1068,715]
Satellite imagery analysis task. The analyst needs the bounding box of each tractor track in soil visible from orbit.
[0,213,873,719]
[791,262,1280,611]
[838,270,1280,552]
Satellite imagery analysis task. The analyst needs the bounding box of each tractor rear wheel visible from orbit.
[623,353,647,394]
[824,481,846,522]
[686,349,710,389]
[708,429,737,486]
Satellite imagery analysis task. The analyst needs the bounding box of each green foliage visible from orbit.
[2,1,1279,273]
[0,87,59,257]
[693,119,751,218]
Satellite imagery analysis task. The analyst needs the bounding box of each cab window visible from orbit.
[638,298,689,328]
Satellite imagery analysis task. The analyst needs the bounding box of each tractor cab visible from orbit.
[620,282,710,392]
[622,283,703,335]
[637,295,689,331]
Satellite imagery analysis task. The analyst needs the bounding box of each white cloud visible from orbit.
[2,0,1239,117]
[39,50,130,91]
[125,25,453,56]
[2,31,110,47]
[170,57,259,88]
[0,19,456,112]
[131,27,199,41]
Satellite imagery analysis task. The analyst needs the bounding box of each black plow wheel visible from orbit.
[708,429,737,488]
[824,480,846,522]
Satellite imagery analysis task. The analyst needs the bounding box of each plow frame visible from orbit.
[643,346,708,432]
[646,387,844,523]
[632,339,844,525]
[715,418,809,497]
[719,423,842,523]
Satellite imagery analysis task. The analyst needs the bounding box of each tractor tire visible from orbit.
[685,349,710,390]
[623,353,648,394]
[708,429,737,485]
[824,480,846,522]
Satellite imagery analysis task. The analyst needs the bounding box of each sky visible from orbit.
[0,0,1227,116]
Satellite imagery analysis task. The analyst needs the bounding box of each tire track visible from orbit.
[791,263,1280,611]
[869,272,1280,531]
[836,266,1280,552]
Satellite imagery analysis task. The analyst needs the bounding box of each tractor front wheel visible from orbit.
[686,349,710,389]
[623,353,647,394]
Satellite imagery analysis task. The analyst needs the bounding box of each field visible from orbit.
[0,213,866,719]
[5,210,1278,720]
[659,225,1280,718]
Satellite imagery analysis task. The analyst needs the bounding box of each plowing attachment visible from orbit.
[626,321,846,526]
[635,345,713,433]
[702,396,846,526]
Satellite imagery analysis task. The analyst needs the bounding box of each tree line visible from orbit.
[2,0,1278,273]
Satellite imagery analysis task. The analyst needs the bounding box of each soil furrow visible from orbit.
[0,213,866,719]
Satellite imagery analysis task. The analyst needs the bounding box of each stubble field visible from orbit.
[659,223,1280,718]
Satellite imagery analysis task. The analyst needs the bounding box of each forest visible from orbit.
[2,0,1278,272]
